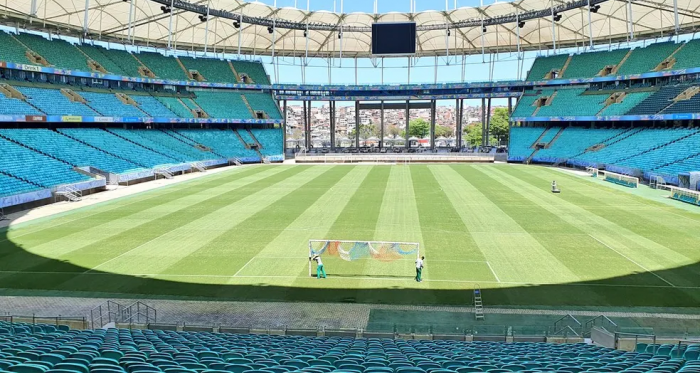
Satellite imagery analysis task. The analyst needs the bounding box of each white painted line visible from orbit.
[486,261,501,283]
[589,234,676,288]
[84,232,172,273]
[232,257,257,277]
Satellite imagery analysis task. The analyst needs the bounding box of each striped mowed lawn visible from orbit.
[1,163,700,307]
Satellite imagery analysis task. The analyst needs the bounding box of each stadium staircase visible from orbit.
[154,167,174,179]
[175,57,194,80]
[90,300,157,328]
[228,61,242,82]
[611,49,634,75]
[191,162,207,172]
[247,129,264,149]
[128,53,156,78]
[558,55,573,78]
[544,127,565,148]
[184,98,209,118]
[654,43,686,71]
[241,94,256,118]
[233,129,251,149]
[55,184,82,202]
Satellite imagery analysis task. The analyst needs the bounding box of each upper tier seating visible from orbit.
[76,43,128,75]
[0,31,32,65]
[59,128,179,168]
[193,91,252,119]
[174,129,259,159]
[156,97,195,118]
[80,92,145,117]
[507,127,545,161]
[616,42,680,75]
[0,135,89,188]
[17,87,98,116]
[563,49,630,79]
[525,54,569,81]
[131,95,177,117]
[180,56,238,83]
[109,129,215,162]
[251,128,284,156]
[136,52,190,81]
[245,92,283,119]
[232,60,271,84]
[0,173,40,197]
[3,324,699,373]
[14,33,89,71]
[662,93,700,114]
[668,39,700,71]
[98,48,145,77]
[0,128,142,174]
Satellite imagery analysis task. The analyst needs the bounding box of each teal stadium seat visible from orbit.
[179,56,238,83]
[193,91,253,119]
[244,93,283,119]
[231,60,271,84]
[135,52,190,81]
[525,54,569,81]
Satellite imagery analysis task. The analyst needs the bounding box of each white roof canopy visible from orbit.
[4,0,700,57]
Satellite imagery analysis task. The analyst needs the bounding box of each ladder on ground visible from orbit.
[473,285,485,320]
[232,158,242,166]
[56,185,82,202]
[154,168,174,179]
[192,162,206,172]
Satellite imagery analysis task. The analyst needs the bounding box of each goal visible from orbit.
[586,167,599,178]
[601,171,638,188]
[308,240,420,277]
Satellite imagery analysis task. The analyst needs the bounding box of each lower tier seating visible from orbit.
[1,324,700,373]
[510,126,700,182]
[174,129,259,159]
[251,128,284,156]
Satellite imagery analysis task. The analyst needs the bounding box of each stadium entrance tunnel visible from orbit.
[2,212,700,308]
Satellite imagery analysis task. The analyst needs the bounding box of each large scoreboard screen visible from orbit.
[371,22,417,55]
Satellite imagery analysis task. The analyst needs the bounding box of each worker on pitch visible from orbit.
[415,256,425,282]
[311,255,327,279]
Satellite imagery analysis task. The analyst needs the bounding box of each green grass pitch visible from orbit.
[2,164,700,308]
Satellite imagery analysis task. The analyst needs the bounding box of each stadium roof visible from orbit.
[4,0,700,57]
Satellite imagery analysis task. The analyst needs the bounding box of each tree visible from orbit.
[348,123,379,139]
[408,118,430,138]
[490,108,510,145]
[387,124,401,138]
[464,123,483,147]
[435,125,453,138]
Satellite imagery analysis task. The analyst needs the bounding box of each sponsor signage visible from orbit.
[61,116,82,122]
[25,115,47,122]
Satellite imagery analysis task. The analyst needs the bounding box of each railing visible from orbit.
[295,152,495,163]
[90,301,157,328]
[0,314,88,331]
[584,315,618,335]
[55,185,82,202]
[154,168,174,179]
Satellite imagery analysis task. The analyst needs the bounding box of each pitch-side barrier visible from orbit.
[295,152,495,163]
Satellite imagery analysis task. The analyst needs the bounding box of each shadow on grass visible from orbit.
[1,210,700,308]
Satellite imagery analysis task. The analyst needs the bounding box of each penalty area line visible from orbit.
[486,261,501,283]
[588,234,676,288]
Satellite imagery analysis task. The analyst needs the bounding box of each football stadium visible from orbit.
[3,0,700,369]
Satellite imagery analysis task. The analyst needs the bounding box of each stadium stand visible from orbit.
[536,88,603,117]
[0,31,33,65]
[0,128,142,174]
[98,48,147,77]
[244,92,283,119]
[0,90,43,115]
[58,128,179,168]
[0,173,40,197]
[598,92,654,116]
[507,127,545,162]
[533,127,625,163]
[136,52,190,81]
[76,43,128,75]
[13,33,89,71]
[174,129,260,160]
[525,54,569,81]
[79,92,145,117]
[2,323,700,373]
[231,60,271,84]
[108,129,215,162]
[0,136,90,188]
[180,56,238,83]
[155,97,195,118]
[251,128,284,156]
[667,39,700,70]
[130,95,177,117]
[616,42,680,76]
[626,85,691,115]
[562,49,630,79]
[17,87,99,117]
[193,91,252,119]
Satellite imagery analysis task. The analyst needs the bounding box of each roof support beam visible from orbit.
[167,0,175,49]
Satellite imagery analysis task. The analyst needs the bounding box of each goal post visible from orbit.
[600,171,638,188]
[308,240,420,277]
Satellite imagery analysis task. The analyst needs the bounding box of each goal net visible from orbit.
[601,171,638,188]
[586,167,599,177]
[308,240,420,277]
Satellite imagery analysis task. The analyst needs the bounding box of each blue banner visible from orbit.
[511,113,700,122]
[0,189,52,208]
